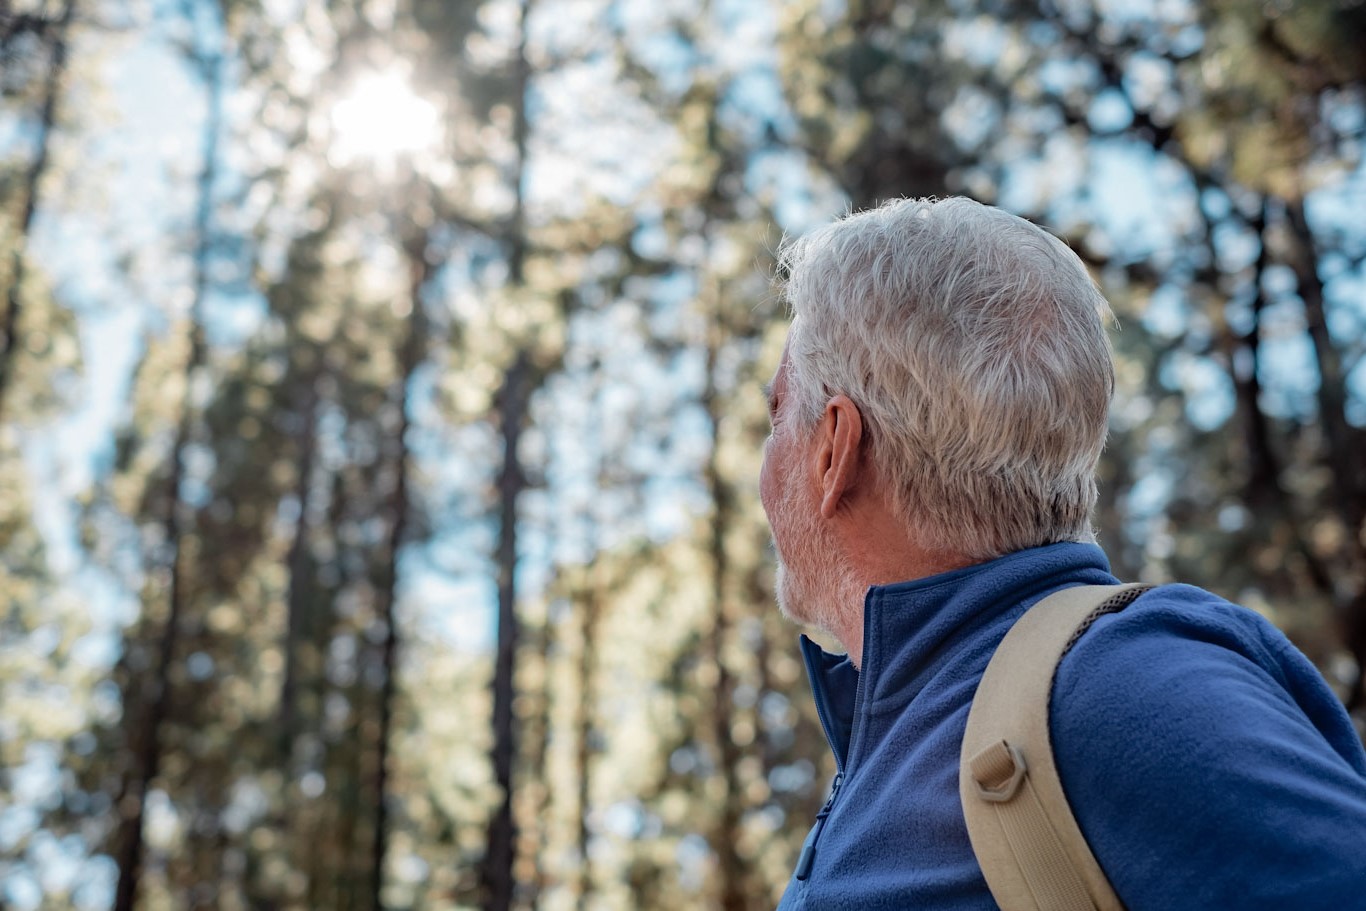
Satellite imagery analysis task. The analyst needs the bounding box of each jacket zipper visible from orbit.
[794,771,843,881]
[795,630,868,885]
[798,638,851,774]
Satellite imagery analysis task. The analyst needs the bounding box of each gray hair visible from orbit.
[776,197,1115,561]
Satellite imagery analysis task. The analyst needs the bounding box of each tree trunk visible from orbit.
[368,229,433,911]
[1232,201,1334,594]
[112,26,223,911]
[1236,200,1280,504]
[516,600,556,907]
[279,381,320,757]
[1283,198,1366,713]
[0,0,74,423]
[1283,199,1366,536]
[482,0,534,907]
[702,301,747,911]
[484,348,531,911]
[573,569,600,911]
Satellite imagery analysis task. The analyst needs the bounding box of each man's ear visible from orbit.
[814,394,864,519]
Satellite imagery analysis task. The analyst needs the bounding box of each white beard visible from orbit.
[772,481,862,640]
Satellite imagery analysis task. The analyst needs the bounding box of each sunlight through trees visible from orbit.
[0,0,1363,908]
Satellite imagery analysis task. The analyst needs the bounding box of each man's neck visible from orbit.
[834,547,976,669]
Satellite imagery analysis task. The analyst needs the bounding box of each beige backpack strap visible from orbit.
[959,583,1153,911]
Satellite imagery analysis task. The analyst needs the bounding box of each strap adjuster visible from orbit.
[970,740,1028,803]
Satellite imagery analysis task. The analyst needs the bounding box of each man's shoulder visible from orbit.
[1046,581,1366,909]
[1052,580,1361,769]
[1058,582,1336,710]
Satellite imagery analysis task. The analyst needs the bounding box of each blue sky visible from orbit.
[4,0,1366,905]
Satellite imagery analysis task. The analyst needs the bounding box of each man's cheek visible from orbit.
[758,458,774,517]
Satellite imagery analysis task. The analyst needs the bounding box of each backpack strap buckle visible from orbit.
[970,740,1028,803]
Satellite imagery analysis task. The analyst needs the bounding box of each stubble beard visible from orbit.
[772,481,861,639]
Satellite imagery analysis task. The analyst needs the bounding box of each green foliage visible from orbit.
[1,0,1363,909]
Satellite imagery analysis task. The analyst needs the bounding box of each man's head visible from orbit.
[761,197,1115,634]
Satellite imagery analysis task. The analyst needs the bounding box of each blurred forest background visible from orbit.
[1,0,1364,908]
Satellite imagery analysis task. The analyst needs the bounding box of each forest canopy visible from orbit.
[1,0,1364,908]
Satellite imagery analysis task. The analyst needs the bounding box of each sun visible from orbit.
[329,67,441,168]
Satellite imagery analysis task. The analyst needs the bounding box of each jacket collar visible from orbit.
[800,542,1116,771]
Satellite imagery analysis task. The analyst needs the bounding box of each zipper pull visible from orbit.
[794,772,843,882]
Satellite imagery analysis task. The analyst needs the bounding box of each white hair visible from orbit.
[776,197,1115,561]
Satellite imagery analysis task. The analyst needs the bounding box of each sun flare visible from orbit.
[329,68,441,167]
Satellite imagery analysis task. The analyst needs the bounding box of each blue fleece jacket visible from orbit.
[776,542,1366,910]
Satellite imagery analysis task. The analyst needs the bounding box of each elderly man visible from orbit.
[762,197,1366,910]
